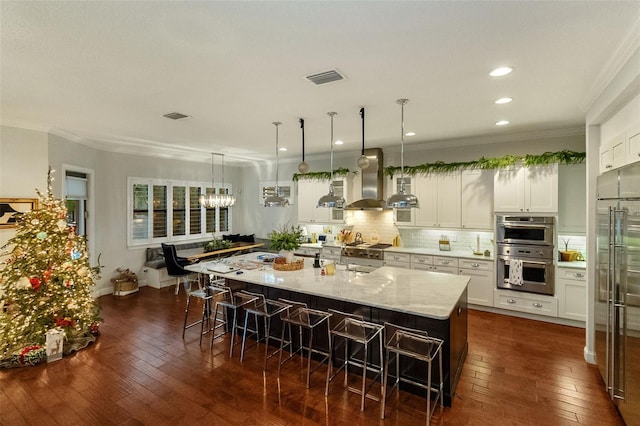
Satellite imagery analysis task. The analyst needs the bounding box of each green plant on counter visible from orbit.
[268,225,303,251]
[204,239,232,253]
[562,238,570,251]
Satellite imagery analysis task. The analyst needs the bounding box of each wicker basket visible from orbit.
[273,259,305,271]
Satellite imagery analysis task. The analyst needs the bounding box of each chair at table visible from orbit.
[209,280,258,357]
[239,291,291,371]
[276,299,332,388]
[161,243,194,295]
[380,322,444,424]
[325,309,384,412]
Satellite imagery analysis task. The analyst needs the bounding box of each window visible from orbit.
[127,178,233,246]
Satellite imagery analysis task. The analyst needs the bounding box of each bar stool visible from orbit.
[325,309,384,412]
[209,280,258,356]
[239,291,291,371]
[182,277,228,344]
[380,322,444,423]
[277,299,332,388]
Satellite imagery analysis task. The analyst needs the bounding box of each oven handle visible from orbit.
[499,257,552,267]
[499,223,550,229]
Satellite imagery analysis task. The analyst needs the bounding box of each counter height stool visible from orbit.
[209,280,258,356]
[380,322,444,424]
[277,299,332,388]
[325,309,384,412]
[181,277,228,344]
[239,291,291,371]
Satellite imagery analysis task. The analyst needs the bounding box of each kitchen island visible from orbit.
[189,253,469,406]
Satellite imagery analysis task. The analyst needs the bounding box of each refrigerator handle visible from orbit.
[613,208,627,401]
[606,207,614,398]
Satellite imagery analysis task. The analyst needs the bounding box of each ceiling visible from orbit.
[2,1,639,165]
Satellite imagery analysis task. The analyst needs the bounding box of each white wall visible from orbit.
[0,126,49,247]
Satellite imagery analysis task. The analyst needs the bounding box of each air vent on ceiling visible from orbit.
[162,112,191,120]
[305,69,345,85]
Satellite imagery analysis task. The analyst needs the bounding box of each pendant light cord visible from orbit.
[273,122,281,194]
[360,108,365,156]
[300,118,305,162]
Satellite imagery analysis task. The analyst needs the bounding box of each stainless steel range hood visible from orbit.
[345,148,387,210]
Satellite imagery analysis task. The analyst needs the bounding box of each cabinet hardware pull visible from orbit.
[575,273,584,278]
[471,263,479,267]
[507,299,516,304]
[442,260,450,265]
[417,258,425,263]
[532,302,543,308]
[606,164,613,169]
[393,255,400,260]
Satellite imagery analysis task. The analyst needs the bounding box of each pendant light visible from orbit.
[199,153,236,208]
[264,122,289,207]
[317,112,346,208]
[386,99,419,208]
[357,107,370,169]
[297,118,309,173]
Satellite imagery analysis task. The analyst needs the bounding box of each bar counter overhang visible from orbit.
[187,253,469,406]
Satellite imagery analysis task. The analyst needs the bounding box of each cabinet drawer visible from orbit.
[412,264,433,271]
[321,246,342,256]
[387,253,411,263]
[459,259,493,271]
[494,291,558,317]
[558,268,586,281]
[295,247,320,257]
[385,260,410,268]
[431,265,458,274]
[411,254,433,267]
[433,256,458,267]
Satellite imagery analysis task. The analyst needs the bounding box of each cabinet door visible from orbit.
[437,172,461,228]
[329,178,347,223]
[558,164,586,233]
[461,170,493,229]
[557,268,586,321]
[600,131,627,172]
[525,164,558,213]
[493,167,524,212]
[297,181,330,223]
[414,175,438,227]
[628,123,640,165]
[459,267,493,307]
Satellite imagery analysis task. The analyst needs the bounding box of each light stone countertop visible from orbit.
[385,246,495,261]
[557,261,587,269]
[188,252,470,320]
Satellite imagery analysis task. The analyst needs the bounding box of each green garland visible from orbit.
[292,167,356,182]
[383,150,585,178]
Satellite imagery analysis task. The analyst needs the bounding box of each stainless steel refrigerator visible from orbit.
[596,161,640,425]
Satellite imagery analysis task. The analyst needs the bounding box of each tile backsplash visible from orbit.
[398,228,495,253]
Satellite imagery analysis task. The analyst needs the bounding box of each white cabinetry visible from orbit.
[558,164,586,234]
[431,256,458,274]
[493,165,558,213]
[384,252,411,268]
[295,246,321,257]
[461,170,494,230]
[391,173,461,228]
[494,289,558,317]
[320,245,342,262]
[329,177,350,224]
[556,267,586,321]
[599,131,627,173]
[410,254,433,270]
[458,259,494,307]
[627,123,640,165]
[297,180,330,223]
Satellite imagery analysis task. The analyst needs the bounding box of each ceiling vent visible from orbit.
[305,69,345,85]
[162,112,191,120]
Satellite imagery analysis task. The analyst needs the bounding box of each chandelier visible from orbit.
[199,153,236,208]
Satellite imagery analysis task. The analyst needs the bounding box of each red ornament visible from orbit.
[44,270,52,282]
[29,277,41,291]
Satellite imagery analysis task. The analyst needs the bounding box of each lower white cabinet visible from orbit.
[295,246,321,257]
[459,259,494,307]
[494,289,558,317]
[321,246,342,262]
[385,252,411,268]
[556,267,586,321]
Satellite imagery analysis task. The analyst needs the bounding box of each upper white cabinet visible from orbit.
[627,123,640,165]
[297,180,330,223]
[494,165,558,213]
[329,177,350,223]
[391,173,461,228]
[558,163,586,234]
[461,170,494,230]
[599,131,627,174]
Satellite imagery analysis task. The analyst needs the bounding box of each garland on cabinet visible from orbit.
[291,150,585,181]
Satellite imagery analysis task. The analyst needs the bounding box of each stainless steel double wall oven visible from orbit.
[496,215,555,296]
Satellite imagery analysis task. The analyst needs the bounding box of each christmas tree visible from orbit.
[0,169,101,367]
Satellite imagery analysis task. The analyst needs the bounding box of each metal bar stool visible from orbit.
[380,322,444,423]
[239,291,291,371]
[325,309,384,412]
[277,299,332,388]
[209,280,258,356]
[182,277,228,344]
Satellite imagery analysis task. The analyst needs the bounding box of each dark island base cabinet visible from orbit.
[228,280,468,406]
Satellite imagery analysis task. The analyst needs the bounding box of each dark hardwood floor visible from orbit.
[1,286,624,425]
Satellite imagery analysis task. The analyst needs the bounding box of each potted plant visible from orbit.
[560,238,578,261]
[268,225,303,263]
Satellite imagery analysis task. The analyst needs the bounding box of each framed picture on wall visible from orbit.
[0,198,38,228]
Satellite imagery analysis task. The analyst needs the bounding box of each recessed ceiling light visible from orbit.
[496,120,510,126]
[494,97,513,104]
[405,132,416,137]
[279,147,287,151]
[489,66,513,77]
[335,140,344,145]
